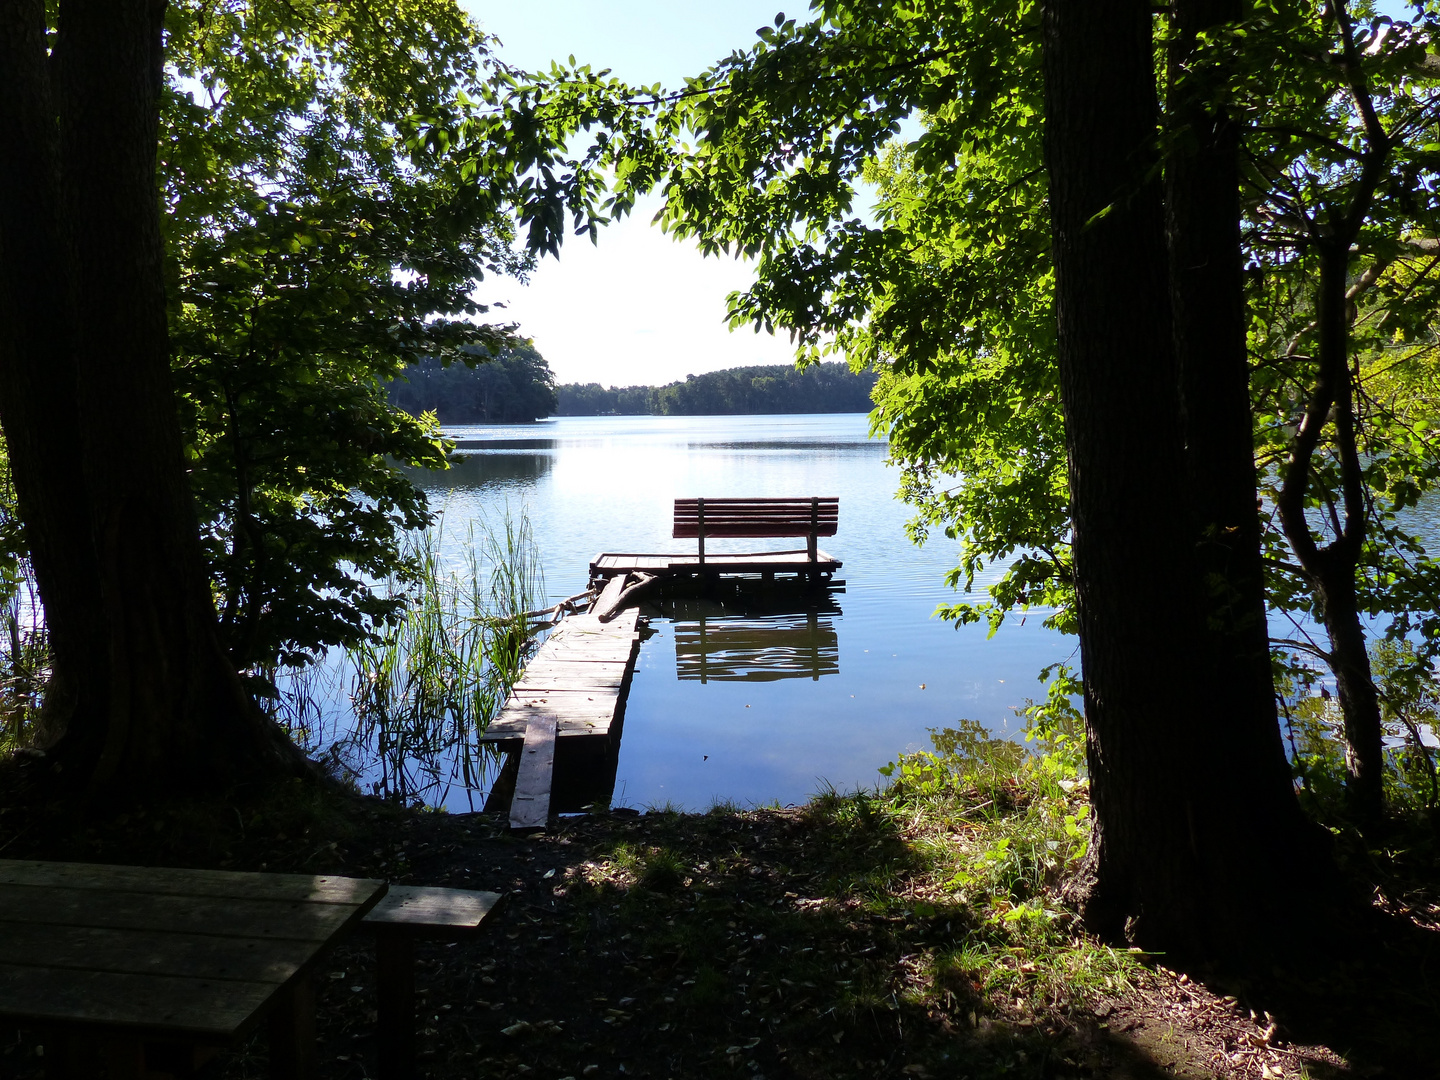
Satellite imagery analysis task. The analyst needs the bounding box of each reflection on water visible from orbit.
[449,437,559,451]
[273,660,508,812]
[405,451,554,491]
[667,596,841,683]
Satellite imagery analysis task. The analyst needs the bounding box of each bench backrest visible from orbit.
[673,497,839,539]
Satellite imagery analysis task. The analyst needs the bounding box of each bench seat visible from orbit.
[362,886,504,1079]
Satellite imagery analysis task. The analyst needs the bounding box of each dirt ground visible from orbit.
[4,766,1433,1080]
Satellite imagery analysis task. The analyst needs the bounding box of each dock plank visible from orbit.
[514,674,625,692]
[518,660,629,680]
[509,714,558,829]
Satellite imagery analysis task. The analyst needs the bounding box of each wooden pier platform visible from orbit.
[481,606,641,829]
[590,549,842,582]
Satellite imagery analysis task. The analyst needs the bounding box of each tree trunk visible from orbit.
[0,0,309,796]
[1276,239,1386,824]
[0,0,109,737]
[1044,0,1330,960]
[1317,562,1386,814]
[1165,0,1314,855]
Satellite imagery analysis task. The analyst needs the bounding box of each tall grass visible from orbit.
[338,508,545,804]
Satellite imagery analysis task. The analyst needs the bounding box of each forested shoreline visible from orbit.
[555,361,877,415]
[386,358,878,420]
[387,344,558,424]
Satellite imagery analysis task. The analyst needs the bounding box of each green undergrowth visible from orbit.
[1282,642,1440,928]
[871,715,1140,1015]
[560,707,1142,1068]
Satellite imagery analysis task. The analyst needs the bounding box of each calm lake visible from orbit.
[407,413,1075,811]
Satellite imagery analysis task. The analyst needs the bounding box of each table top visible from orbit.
[0,858,387,1040]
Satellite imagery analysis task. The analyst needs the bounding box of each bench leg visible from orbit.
[376,932,416,1080]
[268,974,316,1079]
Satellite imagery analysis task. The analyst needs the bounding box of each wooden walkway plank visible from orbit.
[509,713,559,830]
[513,674,625,692]
[482,594,642,827]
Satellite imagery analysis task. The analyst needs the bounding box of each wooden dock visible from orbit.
[481,605,641,829]
[590,549,841,582]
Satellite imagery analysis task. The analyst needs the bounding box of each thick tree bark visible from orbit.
[0,0,308,795]
[0,0,108,735]
[1044,0,1329,959]
[1165,0,1314,858]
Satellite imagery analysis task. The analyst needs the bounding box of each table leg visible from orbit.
[376,932,416,1080]
[268,973,317,1079]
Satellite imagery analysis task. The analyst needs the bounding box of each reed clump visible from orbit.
[339,509,545,803]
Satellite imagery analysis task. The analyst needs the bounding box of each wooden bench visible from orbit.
[361,885,504,1079]
[674,497,839,567]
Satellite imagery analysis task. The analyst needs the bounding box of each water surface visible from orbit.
[412,414,1075,810]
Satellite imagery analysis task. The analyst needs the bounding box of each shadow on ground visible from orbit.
[0,770,1435,1078]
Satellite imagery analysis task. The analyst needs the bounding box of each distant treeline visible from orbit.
[555,362,877,416]
[387,344,557,423]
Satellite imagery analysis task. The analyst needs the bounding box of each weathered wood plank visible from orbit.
[508,687,618,707]
[0,861,381,906]
[554,608,640,631]
[0,883,362,941]
[363,886,503,933]
[510,714,559,829]
[539,638,636,653]
[518,679,624,696]
[0,922,312,984]
[489,718,607,741]
[517,660,628,680]
[547,634,637,649]
[481,716,613,741]
[0,961,273,1038]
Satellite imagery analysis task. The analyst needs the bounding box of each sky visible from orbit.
[460,1,811,388]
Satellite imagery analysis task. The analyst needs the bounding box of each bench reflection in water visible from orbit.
[667,596,841,683]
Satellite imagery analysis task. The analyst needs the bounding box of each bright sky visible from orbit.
[461,1,808,387]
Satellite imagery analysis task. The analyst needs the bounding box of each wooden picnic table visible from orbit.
[0,858,388,1078]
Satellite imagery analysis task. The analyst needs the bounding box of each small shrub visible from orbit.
[640,847,688,892]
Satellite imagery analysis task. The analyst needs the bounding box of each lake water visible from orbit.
[409,413,1076,811]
